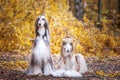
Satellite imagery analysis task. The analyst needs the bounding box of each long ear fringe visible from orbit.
[61,44,64,57]
[44,20,50,44]
[35,18,39,37]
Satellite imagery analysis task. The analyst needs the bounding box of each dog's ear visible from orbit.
[44,20,48,28]
[35,18,39,36]
[61,42,64,57]
[70,43,73,52]
[44,19,50,44]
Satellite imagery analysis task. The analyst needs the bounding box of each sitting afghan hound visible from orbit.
[25,15,54,76]
[52,37,87,77]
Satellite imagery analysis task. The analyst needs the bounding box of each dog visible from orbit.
[52,37,87,77]
[35,15,50,45]
[25,15,54,76]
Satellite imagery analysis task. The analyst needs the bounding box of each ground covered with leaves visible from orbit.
[0,52,119,80]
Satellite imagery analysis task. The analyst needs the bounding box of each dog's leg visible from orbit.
[26,53,43,75]
[43,57,54,76]
[75,54,87,73]
[57,57,65,69]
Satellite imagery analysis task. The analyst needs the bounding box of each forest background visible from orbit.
[0,0,120,79]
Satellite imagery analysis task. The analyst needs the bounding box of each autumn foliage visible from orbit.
[0,0,120,55]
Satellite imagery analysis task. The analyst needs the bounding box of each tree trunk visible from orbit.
[117,0,120,28]
[98,0,101,22]
[74,0,84,21]
[69,0,85,21]
[96,0,103,30]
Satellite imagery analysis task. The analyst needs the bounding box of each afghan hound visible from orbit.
[52,37,87,77]
[25,15,54,76]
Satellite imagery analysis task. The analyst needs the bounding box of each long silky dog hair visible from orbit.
[52,36,87,77]
[25,15,54,75]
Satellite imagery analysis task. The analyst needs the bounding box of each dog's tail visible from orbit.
[76,54,87,73]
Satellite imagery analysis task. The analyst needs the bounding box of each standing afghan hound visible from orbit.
[25,15,54,76]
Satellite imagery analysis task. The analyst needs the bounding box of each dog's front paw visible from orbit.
[24,68,43,76]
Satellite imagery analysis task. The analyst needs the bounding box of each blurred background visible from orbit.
[0,0,120,56]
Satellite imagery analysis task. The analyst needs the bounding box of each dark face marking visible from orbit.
[63,42,66,45]
[62,42,73,53]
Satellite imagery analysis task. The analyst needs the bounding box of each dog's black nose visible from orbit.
[38,23,41,26]
[67,50,69,52]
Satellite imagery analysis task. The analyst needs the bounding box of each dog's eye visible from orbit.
[63,42,66,45]
[42,18,45,21]
[70,43,72,45]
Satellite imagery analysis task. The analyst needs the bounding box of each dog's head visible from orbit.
[35,15,48,36]
[35,15,48,27]
[61,37,73,57]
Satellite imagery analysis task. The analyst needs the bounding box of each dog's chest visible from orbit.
[38,27,45,36]
[33,36,50,58]
[63,55,78,70]
[63,56,73,70]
